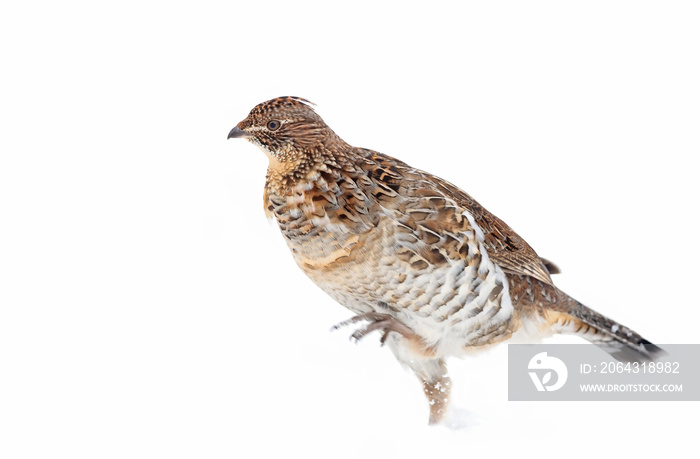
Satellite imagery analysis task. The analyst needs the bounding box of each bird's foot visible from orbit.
[331,312,415,346]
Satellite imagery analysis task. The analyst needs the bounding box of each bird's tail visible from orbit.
[547,291,665,363]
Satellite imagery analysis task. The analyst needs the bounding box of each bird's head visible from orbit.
[228,97,340,165]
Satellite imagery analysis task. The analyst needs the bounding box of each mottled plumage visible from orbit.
[227,97,663,424]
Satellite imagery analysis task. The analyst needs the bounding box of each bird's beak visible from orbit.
[227,126,250,139]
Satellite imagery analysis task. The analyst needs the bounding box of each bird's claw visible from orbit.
[332,312,414,346]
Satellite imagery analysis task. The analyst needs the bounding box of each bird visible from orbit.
[227,96,664,424]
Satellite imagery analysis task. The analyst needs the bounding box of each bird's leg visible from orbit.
[331,312,416,345]
[420,360,451,425]
[334,313,451,424]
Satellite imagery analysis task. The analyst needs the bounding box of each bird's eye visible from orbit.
[267,120,281,131]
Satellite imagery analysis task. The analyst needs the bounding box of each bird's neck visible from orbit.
[264,142,353,197]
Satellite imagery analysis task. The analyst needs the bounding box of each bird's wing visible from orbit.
[359,149,555,286]
[425,173,555,286]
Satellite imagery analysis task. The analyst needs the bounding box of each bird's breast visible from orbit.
[265,177,376,272]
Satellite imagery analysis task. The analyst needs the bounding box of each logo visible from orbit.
[528,352,568,392]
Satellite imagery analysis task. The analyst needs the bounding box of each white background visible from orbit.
[1,1,698,457]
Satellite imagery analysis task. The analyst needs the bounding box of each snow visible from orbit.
[1,1,698,458]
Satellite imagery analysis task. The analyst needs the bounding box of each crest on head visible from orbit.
[249,96,316,116]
